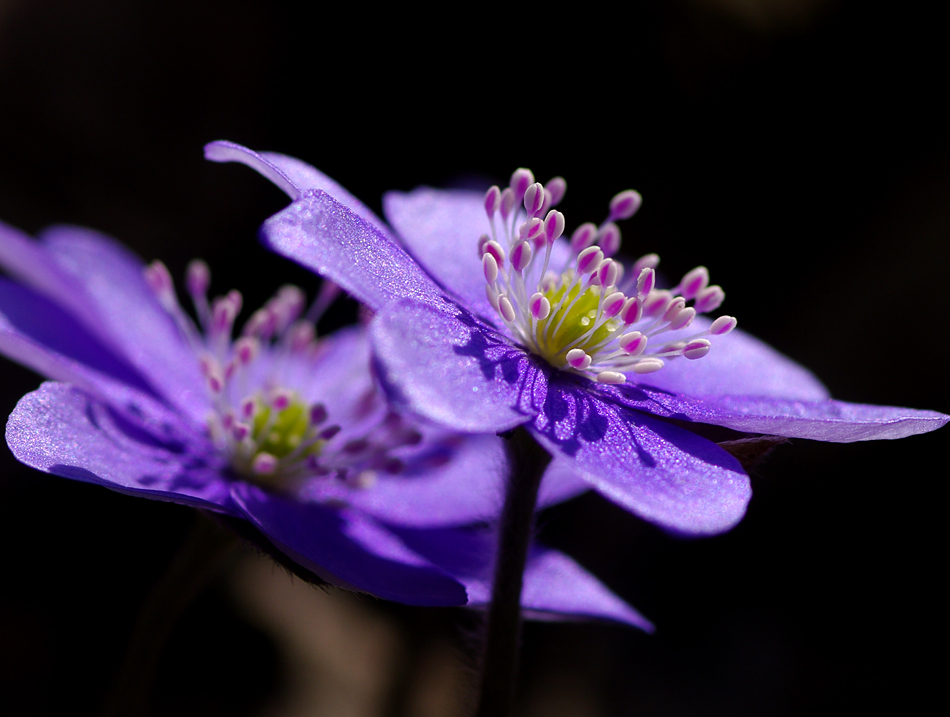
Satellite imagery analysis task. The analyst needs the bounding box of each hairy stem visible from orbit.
[475,426,552,717]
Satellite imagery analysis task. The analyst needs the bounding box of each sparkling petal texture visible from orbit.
[371,299,547,433]
[6,382,235,512]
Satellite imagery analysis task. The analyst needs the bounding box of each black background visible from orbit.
[1,1,947,715]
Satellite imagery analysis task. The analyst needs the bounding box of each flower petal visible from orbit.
[231,483,468,606]
[637,318,830,400]
[204,141,392,234]
[389,525,652,629]
[371,299,546,433]
[606,384,949,442]
[38,226,209,422]
[303,433,507,527]
[384,187,572,323]
[261,189,449,313]
[0,277,157,400]
[5,382,235,513]
[530,374,751,535]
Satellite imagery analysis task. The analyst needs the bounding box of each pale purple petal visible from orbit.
[38,226,209,422]
[0,278,157,399]
[204,141,392,235]
[537,458,590,508]
[637,318,830,400]
[6,382,235,513]
[371,300,546,433]
[606,384,949,442]
[530,374,751,535]
[389,526,651,628]
[384,187,572,323]
[303,433,506,527]
[261,190,448,313]
[231,483,468,606]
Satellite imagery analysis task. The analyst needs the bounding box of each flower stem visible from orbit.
[475,426,552,717]
[100,511,240,717]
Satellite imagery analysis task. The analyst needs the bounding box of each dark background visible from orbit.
[1,0,947,714]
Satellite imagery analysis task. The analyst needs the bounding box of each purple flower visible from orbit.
[206,141,948,537]
[0,219,650,628]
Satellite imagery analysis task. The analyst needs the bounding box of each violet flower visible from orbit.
[0,219,650,627]
[206,141,948,536]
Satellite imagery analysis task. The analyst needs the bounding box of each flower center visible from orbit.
[144,261,415,491]
[478,168,737,384]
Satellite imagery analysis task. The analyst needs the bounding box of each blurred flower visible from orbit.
[207,141,948,537]
[0,220,649,627]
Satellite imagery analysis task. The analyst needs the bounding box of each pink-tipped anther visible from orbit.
[483,253,499,283]
[608,189,643,221]
[636,267,656,297]
[598,259,620,289]
[231,422,251,442]
[234,336,259,365]
[144,261,177,310]
[710,315,737,335]
[669,306,696,331]
[547,176,567,207]
[570,223,598,253]
[269,389,293,411]
[523,217,544,243]
[485,185,501,217]
[662,297,687,324]
[529,292,551,320]
[566,349,592,370]
[207,372,224,394]
[500,187,516,220]
[619,332,647,356]
[486,285,500,311]
[694,285,725,314]
[511,241,533,272]
[679,266,709,300]
[683,339,711,359]
[240,397,257,420]
[483,239,505,266]
[498,295,517,322]
[597,223,621,257]
[632,358,664,374]
[602,291,627,318]
[642,290,671,318]
[524,182,544,216]
[252,452,279,475]
[186,260,211,299]
[544,210,565,243]
[596,371,626,384]
[510,168,535,203]
[477,234,490,257]
[577,246,604,275]
[289,322,315,352]
[620,297,642,325]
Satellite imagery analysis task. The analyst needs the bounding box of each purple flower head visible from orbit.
[0,219,650,628]
[206,141,948,537]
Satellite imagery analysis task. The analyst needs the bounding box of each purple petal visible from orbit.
[389,526,652,629]
[38,226,209,422]
[638,318,830,400]
[231,483,468,606]
[0,277,157,400]
[371,300,546,433]
[531,374,751,535]
[383,187,573,323]
[261,189,449,313]
[5,382,235,513]
[204,141,392,234]
[606,384,949,442]
[537,458,590,508]
[303,433,507,527]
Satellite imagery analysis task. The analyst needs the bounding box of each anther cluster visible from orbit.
[144,261,421,489]
[479,169,737,384]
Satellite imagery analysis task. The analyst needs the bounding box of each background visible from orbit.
[1,1,946,715]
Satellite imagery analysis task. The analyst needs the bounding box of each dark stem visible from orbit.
[475,426,552,717]
[100,511,240,717]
